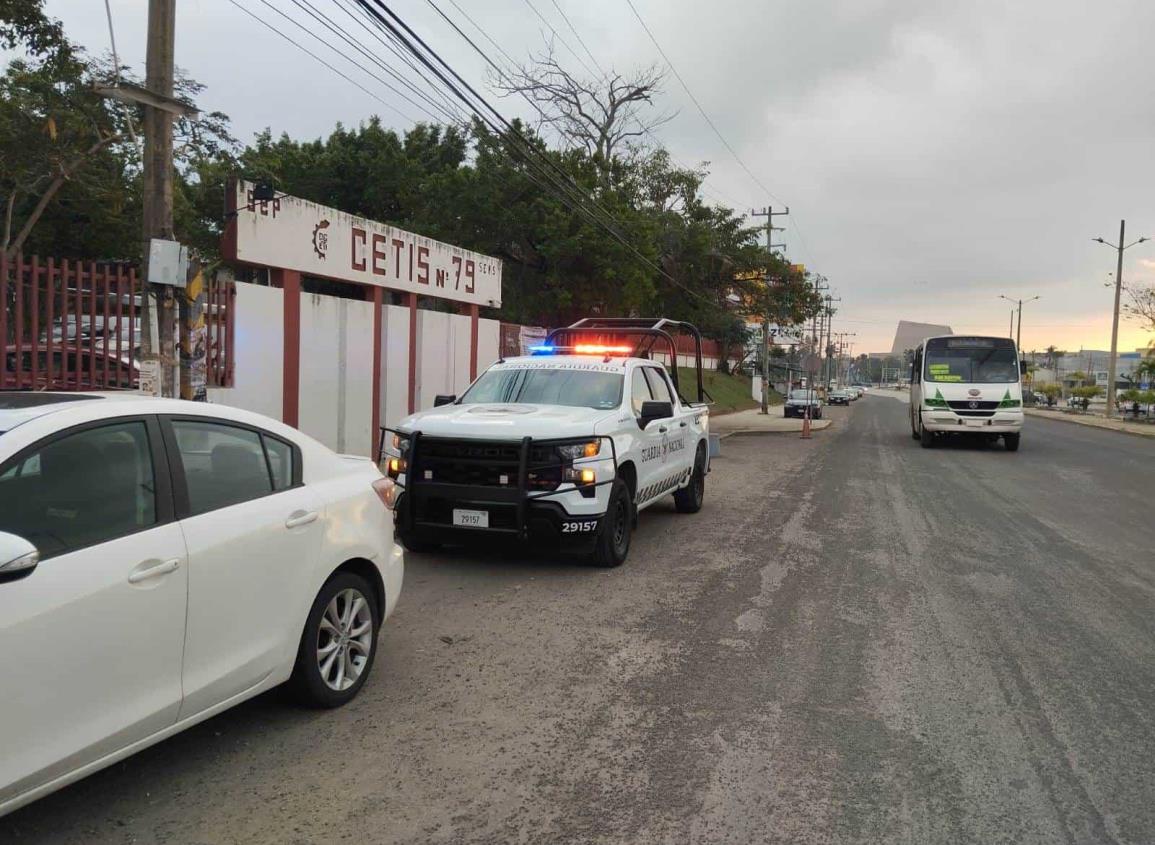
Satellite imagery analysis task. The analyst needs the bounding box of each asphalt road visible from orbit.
[4,395,1154,844]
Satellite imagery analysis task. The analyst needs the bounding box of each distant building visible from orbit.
[889,321,953,355]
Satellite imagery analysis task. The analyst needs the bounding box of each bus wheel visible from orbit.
[920,424,935,448]
[1004,433,1021,452]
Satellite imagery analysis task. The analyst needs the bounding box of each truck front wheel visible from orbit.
[589,478,632,568]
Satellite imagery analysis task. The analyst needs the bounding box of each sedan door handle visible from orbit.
[128,558,181,584]
[658,426,668,433]
[679,422,687,428]
[285,510,319,529]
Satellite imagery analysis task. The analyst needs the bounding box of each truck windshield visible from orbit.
[461,367,624,410]
[925,337,1019,383]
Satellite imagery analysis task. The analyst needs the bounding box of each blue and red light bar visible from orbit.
[530,343,634,356]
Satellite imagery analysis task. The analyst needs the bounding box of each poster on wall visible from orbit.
[224,180,502,308]
[518,325,548,355]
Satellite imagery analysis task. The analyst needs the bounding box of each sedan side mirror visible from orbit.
[433,394,457,407]
[639,400,673,429]
[0,532,39,584]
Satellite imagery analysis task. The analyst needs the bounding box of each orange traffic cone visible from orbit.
[801,410,812,439]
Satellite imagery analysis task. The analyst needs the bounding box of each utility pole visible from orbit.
[1094,220,1149,418]
[750,206,789,414]
[142,0,176,396]
[822,294,840,389]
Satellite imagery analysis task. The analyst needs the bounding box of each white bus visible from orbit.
[909,335,1024,451]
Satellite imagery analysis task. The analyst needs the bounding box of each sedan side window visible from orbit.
[630,367,653,416]
[263,435,295,491]
[172,420,274,516]
[0,421,157,559]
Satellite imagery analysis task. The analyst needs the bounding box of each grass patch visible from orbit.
[676,367,778,414]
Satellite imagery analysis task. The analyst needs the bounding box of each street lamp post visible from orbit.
[998,294,1040,352]
[1094,220,1149,419]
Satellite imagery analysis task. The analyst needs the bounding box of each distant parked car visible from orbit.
[3,346,139,390]
[784,389,823,419]
[0,392,404,817]
[828,389,852,406]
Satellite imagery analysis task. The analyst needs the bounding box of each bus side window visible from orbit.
[912,349,922,383]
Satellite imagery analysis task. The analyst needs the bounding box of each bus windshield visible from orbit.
[461,367,624,410]
[924,337,1018,383]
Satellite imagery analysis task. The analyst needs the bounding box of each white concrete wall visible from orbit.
[416,310,477,410]
[207,283,283,420]
[380,304,411,431]
[478,317,500,372]
[215,285,504,451]
[298,292,376,456]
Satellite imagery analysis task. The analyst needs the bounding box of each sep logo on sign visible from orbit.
[312,219,330,260]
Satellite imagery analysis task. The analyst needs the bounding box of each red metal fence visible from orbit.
[1,253,234,392]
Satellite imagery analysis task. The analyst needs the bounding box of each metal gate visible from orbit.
[1,253,234,392]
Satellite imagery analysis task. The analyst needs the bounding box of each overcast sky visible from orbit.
[44,0,1155,354]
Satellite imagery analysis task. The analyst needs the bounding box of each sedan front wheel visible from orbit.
[291,572,379,708]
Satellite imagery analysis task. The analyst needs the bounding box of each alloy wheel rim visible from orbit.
[316,588,373,692]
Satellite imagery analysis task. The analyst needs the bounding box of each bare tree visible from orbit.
[1126,285,1155,349]
[491,44,673,174]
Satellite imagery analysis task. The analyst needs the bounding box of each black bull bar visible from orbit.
[378,428,620,539]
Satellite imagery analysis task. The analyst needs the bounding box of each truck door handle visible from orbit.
[679,422,687,428]
[128,558,181,584]
[659,426,668,433]
[285,510,319,529]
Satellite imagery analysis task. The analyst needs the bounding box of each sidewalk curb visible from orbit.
[717,421,833,440]
[1026,409,1155,439]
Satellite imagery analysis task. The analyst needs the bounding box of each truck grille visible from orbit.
[947,400,999,410]
[417,438,562,489]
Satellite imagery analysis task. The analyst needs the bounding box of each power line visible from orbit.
[286,0,468,125]
[224,0,421,125]
[547,0,606,78]
[354,0,722,308]
[334,0,468,121]
[624,0,787,207]
[520,0,600,80]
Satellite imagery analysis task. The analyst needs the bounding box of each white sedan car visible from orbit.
[0,393,403,817]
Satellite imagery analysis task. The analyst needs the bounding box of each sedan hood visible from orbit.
[398,403,618,441]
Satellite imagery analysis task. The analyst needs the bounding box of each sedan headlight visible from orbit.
[557,441,600,460]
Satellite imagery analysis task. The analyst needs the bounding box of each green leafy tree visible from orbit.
[1,0,234,261]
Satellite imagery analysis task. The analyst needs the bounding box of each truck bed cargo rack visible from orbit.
[544,318,712,404]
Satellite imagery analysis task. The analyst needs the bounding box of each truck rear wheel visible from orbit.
[674,446,706,514]
[589,478,631,568]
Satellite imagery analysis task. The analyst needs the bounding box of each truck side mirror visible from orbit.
[639,400,673,428]
[433,394,457,407]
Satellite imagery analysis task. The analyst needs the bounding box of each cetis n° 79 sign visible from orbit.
[224,180,502,307]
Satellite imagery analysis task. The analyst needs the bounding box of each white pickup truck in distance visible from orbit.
[382,318,712,567]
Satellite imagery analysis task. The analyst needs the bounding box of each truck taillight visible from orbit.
[372,477,398,510]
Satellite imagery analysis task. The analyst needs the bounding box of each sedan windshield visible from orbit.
[925,337,1018,383]
[789,390,815,400]
[461,367,624,410]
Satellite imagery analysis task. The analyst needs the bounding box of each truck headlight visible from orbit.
[558,441,600,460]
[563,467,596,485]
[392,433,411,453]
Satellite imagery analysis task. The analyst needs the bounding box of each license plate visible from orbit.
[964,419,986,427]
[452,508,489,528]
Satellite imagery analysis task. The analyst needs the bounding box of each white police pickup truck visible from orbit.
[381,318,712,567]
